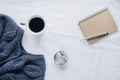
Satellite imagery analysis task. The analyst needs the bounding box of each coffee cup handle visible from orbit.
[20,22,26,26]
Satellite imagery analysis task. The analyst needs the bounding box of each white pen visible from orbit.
[82,32,108,40]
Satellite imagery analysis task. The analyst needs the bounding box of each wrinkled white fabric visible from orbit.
[0,0,119,80]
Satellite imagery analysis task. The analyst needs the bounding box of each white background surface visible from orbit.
[0,0,120,80]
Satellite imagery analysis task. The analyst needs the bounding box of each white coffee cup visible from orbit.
[21,15,45,35]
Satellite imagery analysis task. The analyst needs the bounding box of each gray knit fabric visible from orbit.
[0,14,46,80]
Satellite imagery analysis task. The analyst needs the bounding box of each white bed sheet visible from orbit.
[0,0,120,80]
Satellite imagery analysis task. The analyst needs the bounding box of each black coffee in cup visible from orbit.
[29,17,45,33]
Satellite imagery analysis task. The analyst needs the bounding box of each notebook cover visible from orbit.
[79,9,117,44]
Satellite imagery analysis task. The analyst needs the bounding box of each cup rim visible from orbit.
[27,15,45,35]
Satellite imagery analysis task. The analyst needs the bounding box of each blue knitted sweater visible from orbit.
[0,14,46,80]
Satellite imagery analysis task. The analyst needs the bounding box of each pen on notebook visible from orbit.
[82,32,108,41]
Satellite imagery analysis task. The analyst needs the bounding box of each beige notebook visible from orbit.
[79,9,117,44]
